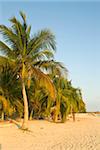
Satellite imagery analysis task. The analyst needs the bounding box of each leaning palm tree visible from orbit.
[0,12,56,129]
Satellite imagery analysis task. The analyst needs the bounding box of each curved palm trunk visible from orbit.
[22,81,29,129]
[29,108,34,120]
[72,108,75,122]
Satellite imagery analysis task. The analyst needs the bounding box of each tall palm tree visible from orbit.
[52,77,69,122]
[0,12,56,129]
[47,63,68,122]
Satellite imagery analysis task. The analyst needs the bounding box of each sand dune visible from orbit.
[0,113,100,150]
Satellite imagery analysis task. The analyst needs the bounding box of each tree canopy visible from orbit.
[0,12,86,127]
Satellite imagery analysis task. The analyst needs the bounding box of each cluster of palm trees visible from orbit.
[0,12,86,129]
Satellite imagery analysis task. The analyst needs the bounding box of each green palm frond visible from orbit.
[10,17,25,50]
[20,11,26,23]
[33,60,68,77]
[0,56,15,73]
[0,41,13,57]
[26,26,31,40]
[32,67,56,100]
[0,56,8,65]
[32,49,54,61]
[13,99,23,114]
[0,25,18,46]
[27,29,56,55]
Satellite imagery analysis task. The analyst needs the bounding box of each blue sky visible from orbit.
[0,1,100,111]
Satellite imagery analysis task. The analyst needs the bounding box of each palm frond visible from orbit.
[27,29,56,55]
[0,56,11,71]
[32,67,56,100]
[0,25,18,47]
[0,95,9,111]
[20,11,26,23]
[26,26,31,40]
[31,49,54,61]
[34,60,68,77]
[10,17,24,50]
[0,41,13,57]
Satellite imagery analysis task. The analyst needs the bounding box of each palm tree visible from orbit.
[50,77,86,123]
[46,62,68,122]
[52,77,69,122]
[0,12,56,129]
[64,81,86,121]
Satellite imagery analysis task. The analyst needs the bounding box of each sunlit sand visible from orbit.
[0,113,100,150]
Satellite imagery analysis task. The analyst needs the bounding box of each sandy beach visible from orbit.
[0,113,100,150]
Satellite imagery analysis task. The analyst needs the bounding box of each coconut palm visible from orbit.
[64,81,86,121]
[0,12,56,129]
[52,77,69,122]
[50,76,86,122]
[46,62,68,122]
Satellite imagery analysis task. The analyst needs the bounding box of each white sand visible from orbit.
[0,113,100,150]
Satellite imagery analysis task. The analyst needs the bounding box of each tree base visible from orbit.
[21,121,28,130]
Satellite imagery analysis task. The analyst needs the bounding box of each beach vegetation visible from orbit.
[0,12,86,128]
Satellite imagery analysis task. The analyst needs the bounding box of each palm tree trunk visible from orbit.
[72,108,75,122]
[22,80,29,129]
[61,113,66,123]
[54,109,58,122]
[54,101,60,122]
[29,109,33,120]
[1,111,4,121]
